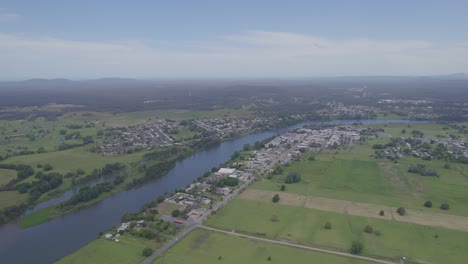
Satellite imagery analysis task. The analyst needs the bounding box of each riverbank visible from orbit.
[0,119,427,264]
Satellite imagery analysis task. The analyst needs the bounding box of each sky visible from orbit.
[0,0,468,79]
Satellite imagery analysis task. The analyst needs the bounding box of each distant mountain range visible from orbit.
[1,74,467,86]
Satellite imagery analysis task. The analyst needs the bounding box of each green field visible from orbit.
[56,235,159,264]
[206,199,468,264]
[153,228,370,264]
[0,168,17,185]
[253,142,468,217]
[0,190,29,208]
[0,145,147,213]
[369,122,468,138]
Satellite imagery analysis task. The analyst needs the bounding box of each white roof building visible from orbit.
[218,168,235,174]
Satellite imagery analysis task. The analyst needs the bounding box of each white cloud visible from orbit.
[0,31,467,79]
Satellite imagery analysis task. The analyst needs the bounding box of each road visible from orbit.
[199,225,396,264]
[141,177,254,264]
[141,175,397,264]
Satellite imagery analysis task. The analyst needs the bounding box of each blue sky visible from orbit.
[0,0,467,79]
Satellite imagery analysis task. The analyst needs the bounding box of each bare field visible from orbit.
[240,189,468,232]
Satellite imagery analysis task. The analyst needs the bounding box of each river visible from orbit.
[0,119,419,263]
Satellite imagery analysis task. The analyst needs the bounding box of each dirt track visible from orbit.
[240,189,468,232]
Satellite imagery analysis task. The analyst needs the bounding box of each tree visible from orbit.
[285,171,301,184]
[379,210,385,216]
[142,247,153,257]
[364,225,373,233]
[267,256,272,261]
[43,164,53,171]
[324,221,332,230]
[440,203,450,210]
[171,209,180,217]
[280,185,286,191]
[424,201,432,208]
[397,207,406,216]
[272,194,280,203]
[350,240,363,255]
[156,195,165,203]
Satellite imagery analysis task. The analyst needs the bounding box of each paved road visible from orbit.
[141,177,254,263]
[140,221,198,264]
[142,176,397,264]
[199,225,397,264]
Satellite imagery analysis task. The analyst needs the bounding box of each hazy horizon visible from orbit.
[1,1,468,79]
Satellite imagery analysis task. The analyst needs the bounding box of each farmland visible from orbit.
[152,228,371,264]
[253,142,468,217]
[205,199,468,263]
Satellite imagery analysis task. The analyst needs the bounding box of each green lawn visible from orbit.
[0,168,16,185]
[55,235,158,264]
[206,199,468,264]
[153,228,370,264]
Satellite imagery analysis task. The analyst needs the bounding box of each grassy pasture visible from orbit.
[153,228,370,264]
[0,168,16,185]
[254,142,468,216]
[206,199,468,264]
[55,235,159,264]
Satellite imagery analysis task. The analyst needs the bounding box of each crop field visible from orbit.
[153,228,370,264]
[253,142,468,217]
[206,199,468,264]
[55,234,159,264]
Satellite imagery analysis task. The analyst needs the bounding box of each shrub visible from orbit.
[440,203,450,210]
[364,225,373,233]
[379,210,384,216]
[272,194,280,203]
[374,230,382,236]
[424,201,432,208]
[324,221,332,230]
[350,240,363,255]
[142,247,153,257]
[397,207,406,216]
[280,185,286,191]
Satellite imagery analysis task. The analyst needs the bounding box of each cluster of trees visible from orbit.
[0,203,28,225]
[17,172,63,202]
[143,147,186,161]
[0,164,35,191]
[189,136,221,150]
[285,171,301,183]
[71,163,125,186]
[215,177,239,187]
[128,160,176,188]
[59,183,113,209]
[408,164,438,177]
